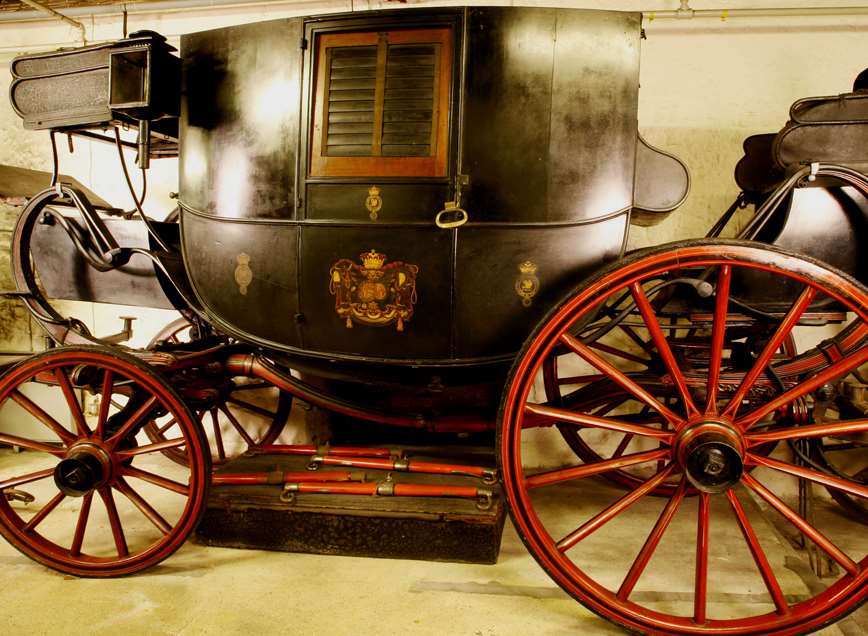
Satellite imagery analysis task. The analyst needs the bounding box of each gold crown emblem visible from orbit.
[368,185,381,196]
[361,249,386,270]
[518,260,538,274]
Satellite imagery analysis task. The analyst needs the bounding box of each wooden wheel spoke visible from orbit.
[525,403,674,441]
[592,398,629,417]
[225,397,277,420]
[557,374,607,386]
[106,395,159,448]
[0,467,54,490]
[556,464,676,552]
[723,286,817,419]
[694,492,710,625]
[98,487,129,557]
[587,341,650,366]
[10,389,76,445]
[747,418,868,445]
[748,453,868,500]
[727,489,789,615]
[53,367,90,438]
[121,466,190,496]
[737,344,868,430]
[115,478,172,535]
[560,333,684,426]
[705,265,731,414]
[22,491,66,532]
[155,417,177,436]
[821,441,867,452]
[95,370,114,439]
[0,433,65,456]
[526,448,669,489]
[69,492,93,557]
[210,409,226,461]
[116,437,186,458]
[221,406,257,447]
[620,324,655,356]
[611,433,634,459]
[618,478,687,600]
[742,473,858,575]
[629,282,698,418]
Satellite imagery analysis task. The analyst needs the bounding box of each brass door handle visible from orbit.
[435,202,469,229]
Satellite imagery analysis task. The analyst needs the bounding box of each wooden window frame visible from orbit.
[310,27,452,178]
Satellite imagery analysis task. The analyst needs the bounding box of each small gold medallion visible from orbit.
[365,185,383,221]
[515,260,540,307]
[329,249,419,331]
[234,253,253,295]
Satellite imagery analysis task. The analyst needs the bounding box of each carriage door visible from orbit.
[298,15,462,361]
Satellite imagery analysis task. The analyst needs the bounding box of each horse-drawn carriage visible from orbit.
[3,6,868,635]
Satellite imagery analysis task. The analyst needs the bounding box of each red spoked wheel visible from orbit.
[500,240,868,635]
[143,318,291,466]
[0,346,210,576]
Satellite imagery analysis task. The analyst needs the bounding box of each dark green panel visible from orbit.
[461,8,640,223]
[462,8,556,223]
[180,18,302,219]
[306,183,449,221]
[548,11,641,222]
[454,216,628,358]
[182,213,300,346]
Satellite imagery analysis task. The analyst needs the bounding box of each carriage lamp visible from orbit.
[108,33,181,170]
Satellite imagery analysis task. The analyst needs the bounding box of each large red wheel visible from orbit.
[500,240,868,635]
[0,346,210,576]
[143,318,291,465]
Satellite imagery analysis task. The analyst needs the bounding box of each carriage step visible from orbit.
[195,449,505,564]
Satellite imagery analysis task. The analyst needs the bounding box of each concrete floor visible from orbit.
[1,447,866,636]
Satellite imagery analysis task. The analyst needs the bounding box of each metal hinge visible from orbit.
[300,38,308,50]
[453,173,470,206]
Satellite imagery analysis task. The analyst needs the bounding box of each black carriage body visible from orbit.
[178,7,641,368]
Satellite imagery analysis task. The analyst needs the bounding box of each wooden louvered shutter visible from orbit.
[310,28,452,177]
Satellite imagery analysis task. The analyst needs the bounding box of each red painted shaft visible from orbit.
[313,455,495,480]
[212,470,363,485]
[392,483,480,498]
[288,481,485,500]
[255,444,393,457]
[293,482,377,495]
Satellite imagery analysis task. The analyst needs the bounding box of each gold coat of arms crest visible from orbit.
[329,250,419,332]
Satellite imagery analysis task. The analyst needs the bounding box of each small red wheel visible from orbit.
[0,346,210,576]
[500,240,868,635]
[143,318,291,465]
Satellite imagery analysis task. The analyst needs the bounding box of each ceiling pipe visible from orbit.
[16,0,87,41]
[0,1,867,24]
[648,2,868,20]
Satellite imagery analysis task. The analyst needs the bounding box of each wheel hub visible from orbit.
[676,421,744,494]
[53,444,111,497]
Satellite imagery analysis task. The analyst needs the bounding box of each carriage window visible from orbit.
[310,27,452,177]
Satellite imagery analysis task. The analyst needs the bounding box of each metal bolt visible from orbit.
[64,466,88,487]
[702,447,726,476]
[816,383,836,402]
